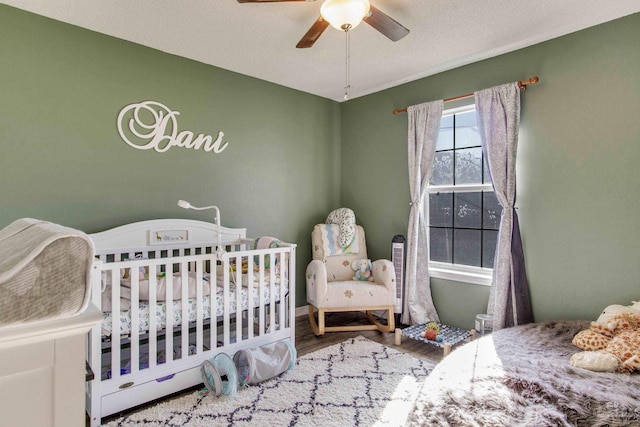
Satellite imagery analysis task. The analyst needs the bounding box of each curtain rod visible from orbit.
[392,76,539,115]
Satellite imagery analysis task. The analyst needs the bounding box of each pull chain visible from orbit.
[344,30,351,101]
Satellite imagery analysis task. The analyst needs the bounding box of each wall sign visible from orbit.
[117,100,229,154]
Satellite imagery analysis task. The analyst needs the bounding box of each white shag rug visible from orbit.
[103,336,434,426]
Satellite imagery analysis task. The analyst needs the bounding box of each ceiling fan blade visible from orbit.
[237,0,313,3]
[363,5,409,42]
[296,17,329,48]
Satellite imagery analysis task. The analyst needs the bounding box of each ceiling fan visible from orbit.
[237,0,410,48]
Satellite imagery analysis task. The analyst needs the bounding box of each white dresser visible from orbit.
[0,306,102,427]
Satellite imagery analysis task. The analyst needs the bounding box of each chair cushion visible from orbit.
[315,280,394,309]
[312,225,368,282]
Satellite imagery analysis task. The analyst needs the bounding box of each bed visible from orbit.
[407,321,640,426]
[85,219,296,426]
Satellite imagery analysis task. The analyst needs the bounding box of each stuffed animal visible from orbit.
[571,330,640,373]
[571,303,640,374]
[572,304,640,350]
[351,259,374,282]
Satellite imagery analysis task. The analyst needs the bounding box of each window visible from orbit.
[426,105,501,285]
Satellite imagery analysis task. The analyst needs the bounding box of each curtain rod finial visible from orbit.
[519,76,539,90]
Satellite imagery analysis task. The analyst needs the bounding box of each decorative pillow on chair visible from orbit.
[326,208,356,248]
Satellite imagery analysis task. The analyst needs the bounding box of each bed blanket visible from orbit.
[0,218,93,326]
[407,321,640,426]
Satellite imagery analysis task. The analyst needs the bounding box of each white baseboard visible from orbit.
[295,305,309,318]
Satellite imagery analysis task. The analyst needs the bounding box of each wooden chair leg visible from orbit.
[308,305,322,336]
[318,308,325,335]
[308,305,327,336]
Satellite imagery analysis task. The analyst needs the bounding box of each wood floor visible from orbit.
[296,310,445,365]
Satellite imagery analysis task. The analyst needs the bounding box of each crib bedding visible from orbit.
[101,277,288,336]
[101,269,282,308]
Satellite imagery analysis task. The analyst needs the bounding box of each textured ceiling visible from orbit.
[2,0,640,102]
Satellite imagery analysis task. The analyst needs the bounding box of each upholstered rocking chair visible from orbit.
[306,224,396,335]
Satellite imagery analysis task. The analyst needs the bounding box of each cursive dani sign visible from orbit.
[117,100,229,154]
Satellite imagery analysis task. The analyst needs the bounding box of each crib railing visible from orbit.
[87,240,296,400]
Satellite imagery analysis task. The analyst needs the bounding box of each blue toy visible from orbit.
[351,259,374,282]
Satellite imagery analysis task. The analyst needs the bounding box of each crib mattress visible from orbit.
[101,280,287,337]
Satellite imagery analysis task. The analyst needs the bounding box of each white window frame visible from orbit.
[427,104,493,286]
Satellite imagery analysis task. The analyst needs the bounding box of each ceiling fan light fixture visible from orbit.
[320,0,371,31]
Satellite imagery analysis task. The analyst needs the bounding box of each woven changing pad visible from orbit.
[0,218,93,326]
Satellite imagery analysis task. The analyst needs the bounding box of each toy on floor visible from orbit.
[421,321,443,342]
[570,301,640,373]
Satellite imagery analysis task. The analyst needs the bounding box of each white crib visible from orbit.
[85,219,296,426]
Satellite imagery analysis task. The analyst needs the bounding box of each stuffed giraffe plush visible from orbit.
[572,305,640,350]
[604,330,640,373]
[571,304,640,373]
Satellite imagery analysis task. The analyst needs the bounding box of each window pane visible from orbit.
[483,191,502,230]
[430,151,453,185]
[482,230,498,268]
[428,108,501,271]
[453,229,481,267]
[429,193,453,227]
[455,147,482,184]
[483,155,492,184]
[454,110,481,149]
[454,192,481,229]
[436,115,454,151]
[430,228,452,263]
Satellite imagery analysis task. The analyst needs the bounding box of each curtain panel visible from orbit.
[474,82,533,330]
[402,100,443,325]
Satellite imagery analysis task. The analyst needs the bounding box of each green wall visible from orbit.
[341,13,640,328]
[0,5,340,307]
[2,5,639,326]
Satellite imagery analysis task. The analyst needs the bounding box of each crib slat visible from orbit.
[195,259,203,354]
[148,264,158,370]
[210,261,217,351]
[258,253,265,336]
[180,263,189,358]
[130,272,140,376]
[111,270,121,381]
[165,262,174,363]
[246,255,254,340]
[235,255,243,344]
[288,246,296,332]
[279,251,286,331]
[223,257,230,346]
[269,255,276,332]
